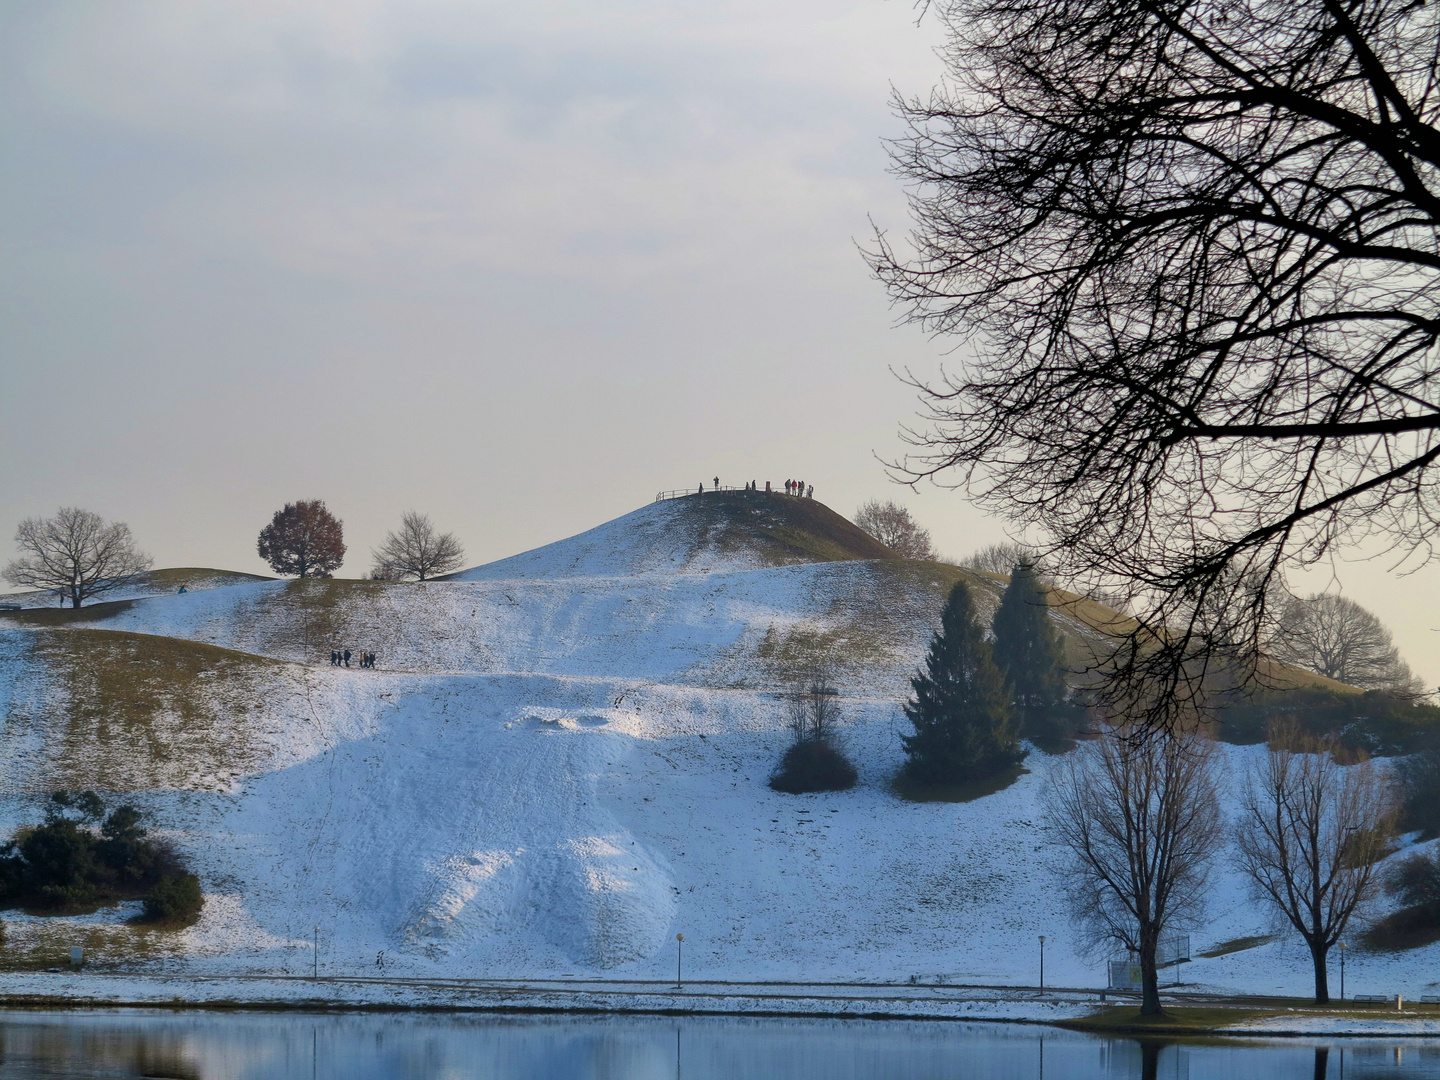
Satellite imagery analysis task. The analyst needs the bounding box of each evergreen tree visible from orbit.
[991,562,1070,741]
[902,582,1025,786]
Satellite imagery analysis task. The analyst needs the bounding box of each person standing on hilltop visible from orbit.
[765,481,771,492]
[807,484,813,498]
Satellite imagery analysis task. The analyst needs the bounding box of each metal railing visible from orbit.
[655,486,750,501]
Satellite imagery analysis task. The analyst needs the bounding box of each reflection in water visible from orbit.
[0,1011,1439,1079]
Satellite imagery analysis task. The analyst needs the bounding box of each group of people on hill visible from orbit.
[694,478,816,498]
[329,648,378,669]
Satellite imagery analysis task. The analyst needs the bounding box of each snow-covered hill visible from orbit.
[0,493,1429,998]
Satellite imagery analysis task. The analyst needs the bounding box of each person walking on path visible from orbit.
[343,649,351,667]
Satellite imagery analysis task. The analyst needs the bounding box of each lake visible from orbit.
[0,1010,1435,1079]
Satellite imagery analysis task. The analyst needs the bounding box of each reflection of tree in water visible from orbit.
[6,1025,201,1080]
[1136,1039,1164,1080]
[1131,1038,1336,1080]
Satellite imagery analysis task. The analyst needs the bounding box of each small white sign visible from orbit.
[69,947,83,965]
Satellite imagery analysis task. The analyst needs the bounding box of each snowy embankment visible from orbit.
[0,494,1436,1013]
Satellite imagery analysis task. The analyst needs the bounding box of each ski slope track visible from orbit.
[0,493,1435,1002]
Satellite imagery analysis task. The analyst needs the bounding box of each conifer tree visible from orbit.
[991,562,1069,741]
[902,581,1025,786]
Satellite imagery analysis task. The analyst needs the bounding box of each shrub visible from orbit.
[20,819,99,906]
[95,805,153,884]
[770,739,858,794]
[1387,848,1440,913]
[0,792,199,917]
[142,873,203,925]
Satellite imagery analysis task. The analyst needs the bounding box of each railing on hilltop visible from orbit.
[655,486,750,501]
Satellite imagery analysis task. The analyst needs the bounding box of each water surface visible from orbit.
[0,1010,1436,1079]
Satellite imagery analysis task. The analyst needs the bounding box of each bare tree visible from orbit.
[963,542,1038,577]
[869,0,1440,730]
[787,667,840,744]
[1046,724,1222,1015]
[3,508,153,608]
[1235,722,1397,1003]
[853,500,936,560]
[370,512,465,582]
[1273,593,1423,694]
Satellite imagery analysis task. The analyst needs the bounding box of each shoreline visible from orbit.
[0,972,1436,1037]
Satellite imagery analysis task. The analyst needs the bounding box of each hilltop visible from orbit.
[0,493,1429,998]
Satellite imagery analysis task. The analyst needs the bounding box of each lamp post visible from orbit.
[1039,935,1046,993]
[1338,941,1346,1001]
[675,934,684,989]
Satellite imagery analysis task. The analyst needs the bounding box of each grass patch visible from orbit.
[687,491,903,566]
[1360,905,1440,952]
[1199,934,1276,959]
[11,628,295,791]
[892,762,1029,803]
[1063,1006,1283,1034]
[0,599,136,626]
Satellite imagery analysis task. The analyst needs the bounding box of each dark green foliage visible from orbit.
[46,790,105,825]
[902,581,1026,786]
[142,873,204,924]
[990,563,1069,742]
[1397,739,1440,838]
[1213,689,1440,757]
[21,819,100,906]
[0,791,197,916]
[1387,848,1440,913]
[770,739,858,794]
[95,805,153,884]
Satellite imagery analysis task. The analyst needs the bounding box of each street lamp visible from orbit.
[675,934,684,989]
[1039,935,1047,993]
[1338,941,1346,1001]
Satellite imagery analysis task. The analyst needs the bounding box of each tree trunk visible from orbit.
[1139,935,1162,1016]
[1309,939,1330,1004]
[1312,1047,1329,1080]
[69,593,80,609]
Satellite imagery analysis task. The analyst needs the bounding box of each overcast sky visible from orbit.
[2,0,1437,688]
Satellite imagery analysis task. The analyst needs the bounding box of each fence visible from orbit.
[1107,936,1192,990]
[655,486,749,501]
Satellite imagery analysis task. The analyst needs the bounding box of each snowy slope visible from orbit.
[0,494,1431,999]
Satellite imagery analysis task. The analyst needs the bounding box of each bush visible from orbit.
[0,791,199,917]
[95,804,153,884]
[21,819,100,906]
[1387,848,1440,912]
[770,739,858,794]
[142,873,203,924]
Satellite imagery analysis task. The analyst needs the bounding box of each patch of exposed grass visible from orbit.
[892,762,1029,804]
[12,628,293,790]
[1063,1006,1283,1034]
[0,914,189,970]
[0,599,136,626]
[1199,934,1276,959]
[1361,905,1440,952]
[683,491,902,566]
